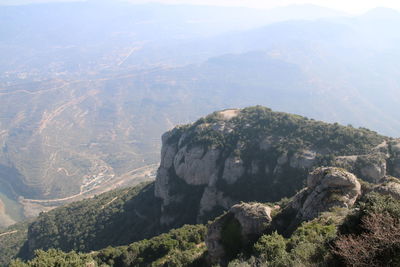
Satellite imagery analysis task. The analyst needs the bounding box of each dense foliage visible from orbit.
[182,106,385,156]
[334,193,400,266]
[0,221,30,267]
[227,193,400,267]
[19,182,161,259]
[10,225,207,267]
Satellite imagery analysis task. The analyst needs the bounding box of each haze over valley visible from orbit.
[0,0,399,230]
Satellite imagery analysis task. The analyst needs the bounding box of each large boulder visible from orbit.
[374,178,400,200]
[290,167,361,221]
[206,202,272,265]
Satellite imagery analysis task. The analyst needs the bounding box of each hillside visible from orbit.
[10,190,400,267]
[2,106,400,266]
[2,5,400,228]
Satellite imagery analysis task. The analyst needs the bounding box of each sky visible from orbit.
[1,0,400,14]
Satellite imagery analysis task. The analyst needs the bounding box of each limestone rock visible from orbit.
[174,146,220,186]
[360,160,386,183]
[199,187,236,221]
[289,150,316,169]
[374,179,400,200]
[230,202,272,238]
[391,140,400,154]
[160,131,179,169]
[292,167,361,221]
[222,156,245,184]
[154,167,170,203]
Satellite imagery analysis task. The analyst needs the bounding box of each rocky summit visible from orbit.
[154,106,398,228]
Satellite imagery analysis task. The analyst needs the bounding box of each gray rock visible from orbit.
[160,131,178,169]
[360,160,386,183]
[154,167,170,203]
[230,202,272,238]
[222,156,245,184]
[292,167,361,221]
[289,150,316,169]
[391,140,400,154]
[374,180,400,200]
[174,146,220,186]
[199,187,236,221]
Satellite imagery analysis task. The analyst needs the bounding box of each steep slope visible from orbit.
[2,106,400,266]
[18,182,161,260]
[10,171,400,267]
[155,106,390,226]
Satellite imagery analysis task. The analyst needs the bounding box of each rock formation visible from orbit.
[153,107,392,228]
[289,167,362,221]
[206,202,273,265]
[373,177,400,200]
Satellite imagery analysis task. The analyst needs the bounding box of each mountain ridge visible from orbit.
[2,105,400,266]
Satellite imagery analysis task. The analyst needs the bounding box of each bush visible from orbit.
[334,213,400,267]
[254,232,288,263]
[334,193,400,266]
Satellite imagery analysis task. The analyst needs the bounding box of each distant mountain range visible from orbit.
[0,2,400,228]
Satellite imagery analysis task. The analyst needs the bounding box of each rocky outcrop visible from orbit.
[174,146,221,186]
[206,202,272,265]
[290,167,361,221]
[374,177,400,200]
[199,187,236,219]
[359,159,386,183]
[222,156,245,184]
[154,107,389,228]
[289,150,316,169]
[331,140,400,184]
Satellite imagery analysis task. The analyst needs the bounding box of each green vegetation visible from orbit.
[334,193,400,266]
[249,220,337,266]
[0,221,30,267]
[1,106,397,267]
[228,193,400,267]
[177,106,386,204]
[182,106,385,156]
[11,225,207,267]
[10,250,96,267]
[20,182,161,259]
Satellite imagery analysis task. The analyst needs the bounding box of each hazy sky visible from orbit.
[1,0,400,14]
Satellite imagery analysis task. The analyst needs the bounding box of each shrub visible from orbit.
[334,213,400,267]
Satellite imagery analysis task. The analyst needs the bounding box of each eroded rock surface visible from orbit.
[290,167,361,221]
[374,178,400,200]
[154,107,390,228]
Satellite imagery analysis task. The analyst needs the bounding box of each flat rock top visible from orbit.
[230,202,272,221]
[307,167,360,191]
[218,109,240,120]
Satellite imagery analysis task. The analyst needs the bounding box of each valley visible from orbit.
[1,4,400,266]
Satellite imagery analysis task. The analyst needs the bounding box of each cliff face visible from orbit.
[154,106,393,227]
